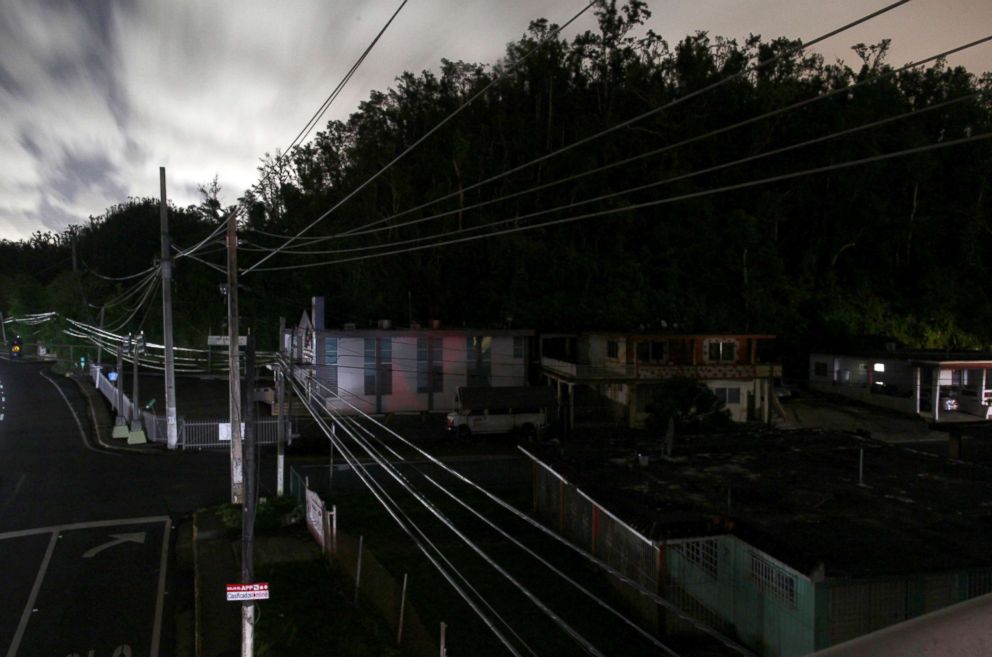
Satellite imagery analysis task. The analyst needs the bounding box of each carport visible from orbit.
[912,358,992,422]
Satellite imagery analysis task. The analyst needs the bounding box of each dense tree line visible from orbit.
[2,0,990,364]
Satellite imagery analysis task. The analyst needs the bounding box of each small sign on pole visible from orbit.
[208,335,248,347]
[226,583,270,601]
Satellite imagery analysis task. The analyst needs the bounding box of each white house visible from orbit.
[808,349,992,421]
[289,297,533,415]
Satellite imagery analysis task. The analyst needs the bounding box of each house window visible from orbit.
[417,336,443,393]
[467,336,491,386]
[364,338,392,395]
[323,338,338,393]
[651,341,666,362]
[513,336,525,359]
[636,342,650,363]
[607,340,619,359]
[677,538,719,578]
[814,361,828,377]
[749,552,797,607]
[707,340,738,362]
[713,387,741,405]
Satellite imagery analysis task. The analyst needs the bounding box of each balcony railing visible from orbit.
[541,356,780,381]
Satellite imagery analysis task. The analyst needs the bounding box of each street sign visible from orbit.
[226,583,269,601]
[108,370,119,382]
[208,335,248,347]
[218,422,245,442]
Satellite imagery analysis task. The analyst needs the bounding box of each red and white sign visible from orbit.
[226,582,270,601]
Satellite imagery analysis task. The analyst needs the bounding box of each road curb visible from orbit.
[68,372,163,454]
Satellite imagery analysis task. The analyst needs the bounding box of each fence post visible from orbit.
[397,573,408,646]
[321,501,331,556]
[439,622,447,657]
[354,535,364,605]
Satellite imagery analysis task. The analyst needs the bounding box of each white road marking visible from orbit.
[150,520,171,657]
[6,530,57,657]
[82,532,147,558]
[0,516,170,657]
[0,515,170,541]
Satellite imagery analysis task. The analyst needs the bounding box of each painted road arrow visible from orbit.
[82,532,146,558]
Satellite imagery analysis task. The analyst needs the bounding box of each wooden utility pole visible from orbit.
[160,167,179,450]
[242,334,257,657]
[276,316,286,497]
[95,306,106,366]
[227,212,244,503]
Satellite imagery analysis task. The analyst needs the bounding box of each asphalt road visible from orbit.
[0,358,232,657]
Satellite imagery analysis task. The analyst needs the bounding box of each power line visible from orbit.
[286,374,534,657]
[252,130,992,271]
[256,35,991,254]
[244,0,913,267]
[246,88,983,259]
[305,376,757,655]
[241,1,599,274]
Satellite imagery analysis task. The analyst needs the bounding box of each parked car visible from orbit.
[446,386,555,439]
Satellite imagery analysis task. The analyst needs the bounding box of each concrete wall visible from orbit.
[665,536,817,657]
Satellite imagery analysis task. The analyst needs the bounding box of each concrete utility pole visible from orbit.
[112,344,128,438]
[0,311,6,345]
[276,316,286,497]
[242,334,257,657]
[159,167,179,450]
[227,212,244,503]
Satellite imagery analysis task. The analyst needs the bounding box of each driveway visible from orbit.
[775,394,949,444]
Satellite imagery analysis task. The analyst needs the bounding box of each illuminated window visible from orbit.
[873,363,885,373]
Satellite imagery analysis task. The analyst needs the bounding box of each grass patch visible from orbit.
[255,557,403,657]
[218,495,299,531]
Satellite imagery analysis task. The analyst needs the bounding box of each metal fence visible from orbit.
[525,448,664,632]
[179,417,284,450]
[90,364,287,449]
[290,469,438,657]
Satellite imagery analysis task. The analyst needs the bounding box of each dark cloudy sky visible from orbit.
[0,0,989,241]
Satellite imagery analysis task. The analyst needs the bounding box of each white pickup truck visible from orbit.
[446,386,555,439]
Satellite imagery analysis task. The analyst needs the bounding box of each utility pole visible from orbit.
[276,316,286,497]
[242,334,257,657]
[0,311,6,345]
[95,306,106,366]
[112,344,128,439]
[129,332,146,444]
[227,211,244,503]
[160,167,178,450]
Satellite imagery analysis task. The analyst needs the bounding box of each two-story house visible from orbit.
[288,297,533,415]
[540,332,781,430]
